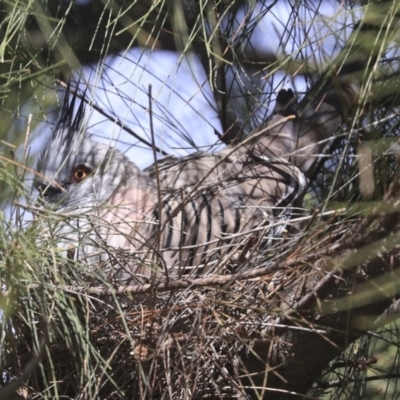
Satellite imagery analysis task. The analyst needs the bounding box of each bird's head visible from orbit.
[34,88,145,211]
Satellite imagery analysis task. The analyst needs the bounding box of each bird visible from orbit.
[34,75,358,284]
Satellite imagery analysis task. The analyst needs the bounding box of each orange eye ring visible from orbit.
[71,166,91,183]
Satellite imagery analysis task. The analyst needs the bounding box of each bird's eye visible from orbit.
[71,166,91,183]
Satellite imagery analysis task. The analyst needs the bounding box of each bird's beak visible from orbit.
[37,181,66,199]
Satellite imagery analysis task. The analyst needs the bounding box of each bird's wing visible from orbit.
[139,145,306,277]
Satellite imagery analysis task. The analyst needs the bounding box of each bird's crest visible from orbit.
[35,81,90,180]
[53,81,87,144]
